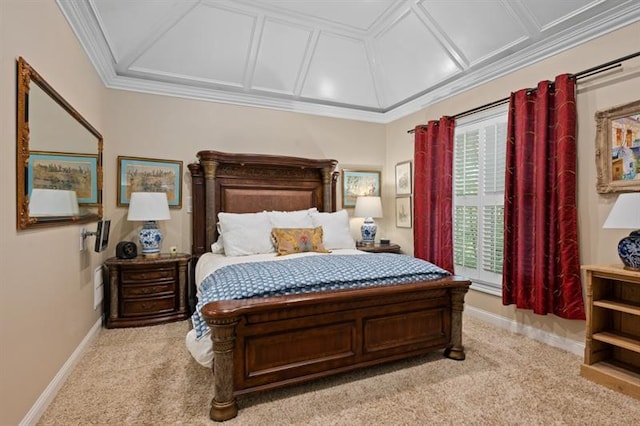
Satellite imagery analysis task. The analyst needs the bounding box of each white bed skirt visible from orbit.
[186,328,213,368]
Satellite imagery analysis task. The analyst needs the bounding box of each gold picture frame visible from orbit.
[117,156,183,208]
[341,169,381,208]
[595,99,640,193]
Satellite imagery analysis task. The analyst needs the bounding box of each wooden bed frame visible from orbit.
[189,150,471,421]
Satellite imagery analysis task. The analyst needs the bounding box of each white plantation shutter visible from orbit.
[453,107,507,294]
[453,206,478,268]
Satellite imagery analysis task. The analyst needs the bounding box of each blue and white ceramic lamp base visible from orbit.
[360,218,377,246]
[618,230,640,271]
[138,220,163,257]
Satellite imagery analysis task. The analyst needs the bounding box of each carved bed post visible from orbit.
[208,317,241,421]
[201,159,219,249]
[444,286,469,360]
[321,167,333,212]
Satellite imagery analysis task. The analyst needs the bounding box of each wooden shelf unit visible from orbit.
[581,264,640,399]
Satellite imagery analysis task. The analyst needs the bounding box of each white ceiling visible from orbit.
[57,0,640,123]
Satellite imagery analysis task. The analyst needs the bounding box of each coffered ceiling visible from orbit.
[57,0,640,122]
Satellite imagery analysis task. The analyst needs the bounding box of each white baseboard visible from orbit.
[19,318,103,426]
[465,306,585,356]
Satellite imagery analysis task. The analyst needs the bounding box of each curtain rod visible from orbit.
[407,50,640,134]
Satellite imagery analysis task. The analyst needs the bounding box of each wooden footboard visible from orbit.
[201,276,470,421]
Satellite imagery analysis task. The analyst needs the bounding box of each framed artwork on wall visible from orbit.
[27,151,99,204]
[341,169,381,208]
[395,160,412,195]
[395,196,412,228]
[117,156,183,208]
[595,99,640,193]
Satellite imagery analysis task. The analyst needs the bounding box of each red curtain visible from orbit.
[502,74,585,319]
[413,116,455,273]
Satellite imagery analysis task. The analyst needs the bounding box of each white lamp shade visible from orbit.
[354,196,383,218]
[29,189,79,217]
[127,192,171,221]
[603,193,640,229]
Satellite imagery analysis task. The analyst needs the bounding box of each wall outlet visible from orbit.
[93,266,103,310]
[80,228,86,252]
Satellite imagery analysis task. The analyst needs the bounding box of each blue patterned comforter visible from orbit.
[192,253,450,339]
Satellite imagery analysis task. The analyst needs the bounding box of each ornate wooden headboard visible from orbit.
[188,150,339,259]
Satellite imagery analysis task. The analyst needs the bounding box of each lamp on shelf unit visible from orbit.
[29,188,79,217]
[127,192,171,257]
[603,192,640,271]
[354,196,383,246]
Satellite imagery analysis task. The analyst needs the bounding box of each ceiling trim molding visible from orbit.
[57,0,640,124]
[107,74,390,123]
[57,0,116,85]
[383,8,640,123]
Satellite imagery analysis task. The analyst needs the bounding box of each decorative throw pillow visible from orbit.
[309,209,356,250]
[271,227,331,256]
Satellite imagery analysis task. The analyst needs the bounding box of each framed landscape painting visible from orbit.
[595,99,640,193]
[341,169,381,208]
[118,156,183,208]
[27,151,98,204]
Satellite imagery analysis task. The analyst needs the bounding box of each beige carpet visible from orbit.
[38,315,640,425]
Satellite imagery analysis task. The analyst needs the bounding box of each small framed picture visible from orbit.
[117,156,183,208]
[395,197,412,228]
[342,169,381,208]
[594,99,640,193]
[28,151,99,204]
[395,161,412,195]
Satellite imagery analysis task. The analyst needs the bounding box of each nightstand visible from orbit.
[356,243,401,254]
[103,253,190,328]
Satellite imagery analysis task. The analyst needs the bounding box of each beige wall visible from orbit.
[103,91,386,252]
[0,1,109,424]
[2,0,639,423]
[384,21,640,344]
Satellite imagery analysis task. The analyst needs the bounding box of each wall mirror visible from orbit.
[16,57,103,229]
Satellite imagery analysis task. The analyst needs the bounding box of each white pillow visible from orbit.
[218,212,274,256]
[210,235,224,254]
[310,210,356,250]
[267,208,317,228]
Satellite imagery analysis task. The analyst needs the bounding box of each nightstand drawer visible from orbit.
[122,295,176,317]
[121,282,175,298]
[121,267,175,283]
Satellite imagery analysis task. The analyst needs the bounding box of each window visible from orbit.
[453,106,507,295]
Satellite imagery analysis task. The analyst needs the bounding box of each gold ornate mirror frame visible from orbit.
[16,57,103,229]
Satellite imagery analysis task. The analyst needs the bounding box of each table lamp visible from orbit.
[127,192,171,257]
[354,196,383,246]
[29,189,79,217]
[603,192,640,271]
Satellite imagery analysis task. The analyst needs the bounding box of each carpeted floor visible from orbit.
[38,315,640,425]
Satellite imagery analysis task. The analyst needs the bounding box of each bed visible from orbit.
[188,150,471,421]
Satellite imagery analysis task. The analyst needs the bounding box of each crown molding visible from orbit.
[57,0,640,124]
